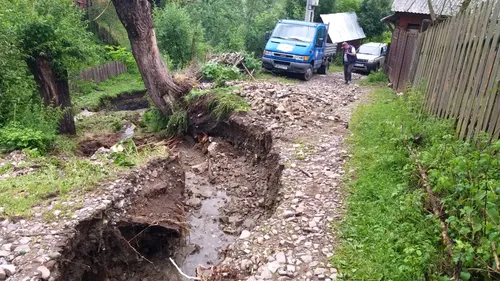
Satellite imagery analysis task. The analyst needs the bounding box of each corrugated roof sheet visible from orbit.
[320,12,366,43]
[391,0,462,15]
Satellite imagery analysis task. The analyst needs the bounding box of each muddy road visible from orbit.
[0,71,366,281]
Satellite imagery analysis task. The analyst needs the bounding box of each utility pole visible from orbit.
[305,0,319,22]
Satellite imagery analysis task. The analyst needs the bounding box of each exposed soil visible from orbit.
[101,90,149,111]
[0,71,366,281]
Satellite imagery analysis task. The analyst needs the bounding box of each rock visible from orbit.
[186,198,202,208]
[0,268,5,280]
[207,142,218,157]
[0,245,11,252]
[239,230,251,240]
[314,268,328,276]
[259,267,273,279]
[45,260,57,270]
[243,218,255,229]
[14,245,30,254]
[282,210,295,219]
[267,261,281,273]
[275,252,286,264]
[37,266,50,280]
[48,252,60,259]
[295,191,304,198]
[308,221,317,228]
[0,264,15,276]
[192,162,208,174]
[240,259,252,271]
[300,255,313,263]
[0,251,9,258]
[18,237,31,244]
[286,265,295,272]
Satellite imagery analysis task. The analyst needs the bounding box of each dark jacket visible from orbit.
[343,45,357,64]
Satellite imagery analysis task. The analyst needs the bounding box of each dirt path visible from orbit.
[221,71,367,280]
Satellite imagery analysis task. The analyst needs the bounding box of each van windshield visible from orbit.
[358,45,381,56]
[271,23,316,43]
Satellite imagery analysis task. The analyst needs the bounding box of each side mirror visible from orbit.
[265,31,271,41]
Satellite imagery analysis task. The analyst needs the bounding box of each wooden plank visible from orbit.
[439,14,468,118]
[425,24,446,113]
[434,16,461,117]
[445,8,475,117]
[467,0,500,139]
[485,51,500,138]
[413,31,431,88]
[408,32,423,83]
[429,19,453,114]
[420,27,440,111]
[456,1,490,138]
[448,5,482,119]
[478,44,500,135]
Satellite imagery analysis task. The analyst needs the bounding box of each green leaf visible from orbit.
[460,271,471,281]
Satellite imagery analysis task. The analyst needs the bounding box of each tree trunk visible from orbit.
[25,56,76,135]
[111,0,192,116]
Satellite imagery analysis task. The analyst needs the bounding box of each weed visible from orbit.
[71,72,145,111]
[0,123,55,154]
[334,86,500,280]
[51,136,78,155]
[201,62,241,87]
[208,92,250,120]
[0,163,13,176]
[142,107,169,132]
[293,141,315,161]
[165,110,189,137]
[76,111,139,135]
[360,71,388,85]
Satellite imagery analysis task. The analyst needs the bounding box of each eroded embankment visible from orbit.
[50,111,283,281]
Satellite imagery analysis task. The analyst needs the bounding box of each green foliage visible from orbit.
[334,0,361,13]
[105,46,138,72]
[201,63,241,87]
[363,30,392,44]
[87,1,130,48]
[243,53,262,72]
[357,0,391,38]
[165,110,189,137]
[208,91,251,120]
[335,87,500,280]
[361,71,388,84]
[154,4,209,68]
[72,72,145,111]
[142,107,169,132]
[0,123,55,153]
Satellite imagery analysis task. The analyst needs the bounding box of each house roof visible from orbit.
[391,0,463,16]
[320,12,366,43]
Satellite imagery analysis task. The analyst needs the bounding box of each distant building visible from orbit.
[320,12,366,50]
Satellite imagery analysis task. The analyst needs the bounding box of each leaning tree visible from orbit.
[17,0,99,135]
[111,0,192,116]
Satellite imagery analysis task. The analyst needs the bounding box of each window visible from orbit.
[316,27,326,47]
[271,23,316,43]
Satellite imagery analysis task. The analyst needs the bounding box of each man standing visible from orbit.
[342,42,356,85]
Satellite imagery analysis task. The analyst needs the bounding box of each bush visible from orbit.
[201,62,241,87]
[142,107,169,132]
[105,45,138,73]
[366,71,388,84]
[0,123,54,153]
[154,4,209,68]
[165,110,189,137]
[243,52,262,73]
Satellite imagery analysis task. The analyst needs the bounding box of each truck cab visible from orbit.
[262,19,336,81]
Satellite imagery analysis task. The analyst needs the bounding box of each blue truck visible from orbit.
[262,19,337,81]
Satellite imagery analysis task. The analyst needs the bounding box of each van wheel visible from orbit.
[302,66,313,81]
[318,61,329,75]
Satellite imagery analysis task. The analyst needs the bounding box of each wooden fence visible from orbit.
[409,0,500,140]
[79,61,127,84]
[386,28,420,92]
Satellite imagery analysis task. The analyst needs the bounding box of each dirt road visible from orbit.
[218,72,366,280]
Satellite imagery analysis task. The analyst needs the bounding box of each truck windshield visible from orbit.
[358,45,381,56]
[271,23,316,43]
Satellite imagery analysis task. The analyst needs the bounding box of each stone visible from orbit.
[300,255,313,263]
[18,237,31,244]
[45,260,57,270]
[267,261,281,273]
[259,267,273,279]
[295,191,304,198]
[186,198,202,208]
[37,266,50,280]
[0,264,15,276]
[48,252,61,259]
[314,268,328,276]
[14,245,30,254]
[275,252,286,264]
[282,210,295,219]
[0,245,11,252]
[0,268,5,281]
[0,251,9,258]
[286,265,296,272]
[192,162,208,174]
[239,230,251,240]
[207,142,219,157]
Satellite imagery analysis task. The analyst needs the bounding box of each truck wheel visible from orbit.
[302,66,313,81]
[318,61,329,75]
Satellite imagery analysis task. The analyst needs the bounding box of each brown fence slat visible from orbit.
[76,61,128,85]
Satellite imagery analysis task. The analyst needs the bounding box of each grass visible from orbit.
[76,110,141,135]
[329,64,344,73]
[90,2,131,49]
[71,72,145,111]
[293,141,315,160]
[359,71,388,86]
[333,87,444,280]
[0,144,167,217]
[186,87,250,120]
